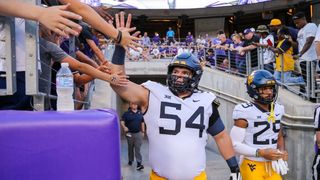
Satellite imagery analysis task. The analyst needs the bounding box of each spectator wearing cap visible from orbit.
[253,25,275,74]
[269,26,304,84]
[269,18,298,44]
[292,12,317,93]
[214,33,233,69]
[238,28,260,69]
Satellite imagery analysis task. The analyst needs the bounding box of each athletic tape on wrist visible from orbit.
[111,45,125,65]
[226,156,239,173]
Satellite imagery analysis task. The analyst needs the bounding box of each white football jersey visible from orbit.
[142,81,216,180]
[233,102,284,162]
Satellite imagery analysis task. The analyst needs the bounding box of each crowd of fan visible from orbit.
[128,13,320,89]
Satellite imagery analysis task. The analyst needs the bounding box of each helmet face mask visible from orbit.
[167,53,203,95]
[167,74,194,94]
[255,85,278,104]
[246,70,278,104]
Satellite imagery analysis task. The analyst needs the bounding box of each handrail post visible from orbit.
[0,16,16,95]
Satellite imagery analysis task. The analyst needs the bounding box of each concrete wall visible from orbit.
[92,61,316,179]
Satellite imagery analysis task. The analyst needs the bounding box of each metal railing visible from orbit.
[0,16,16,95]
[122,42,319,102]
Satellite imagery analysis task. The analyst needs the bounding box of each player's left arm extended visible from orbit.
[214,130,236,160]
[214,130,240,176]
[207,103,239,173]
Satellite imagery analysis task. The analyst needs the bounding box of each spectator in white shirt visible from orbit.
[141,32,151,47]
[292,12,317,93]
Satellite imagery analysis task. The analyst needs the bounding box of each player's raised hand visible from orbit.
[114,11,141,51]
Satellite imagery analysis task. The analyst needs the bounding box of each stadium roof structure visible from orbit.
[101,0,271,9]
[102,0,306,19]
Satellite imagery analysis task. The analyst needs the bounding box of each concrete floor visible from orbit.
[120,136,230,180]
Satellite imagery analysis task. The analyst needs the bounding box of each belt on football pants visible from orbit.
[150,170,207,180]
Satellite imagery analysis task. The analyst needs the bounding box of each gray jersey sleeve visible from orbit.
[40,38,68,63]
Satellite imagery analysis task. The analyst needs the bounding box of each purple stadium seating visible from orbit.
[0,109,121,180]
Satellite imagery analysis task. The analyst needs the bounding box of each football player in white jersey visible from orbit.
[230,70,289,180]
[109,13,241,180]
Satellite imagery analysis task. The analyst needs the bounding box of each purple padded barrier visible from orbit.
[0,109,121,180]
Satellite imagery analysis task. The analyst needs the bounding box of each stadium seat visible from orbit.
[0,109,121,180]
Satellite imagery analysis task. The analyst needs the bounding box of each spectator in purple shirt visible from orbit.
[214,33,232,69]
[152,32,161,45]
[185,32,194,45]
[230,34,246,74]
[206,48,215,66]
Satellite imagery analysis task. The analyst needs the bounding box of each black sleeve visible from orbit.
[278,39,292,53]
[41,0,61,6]
[208,102,220,128]
[242,40,250,47]
[79,27,94,41]
[253,35,260,43]
[207,101,225,136]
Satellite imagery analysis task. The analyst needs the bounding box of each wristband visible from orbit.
[116,30,122,44]
[226,156,239,173]
[111,45,125,65]
[256,149,260,157]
